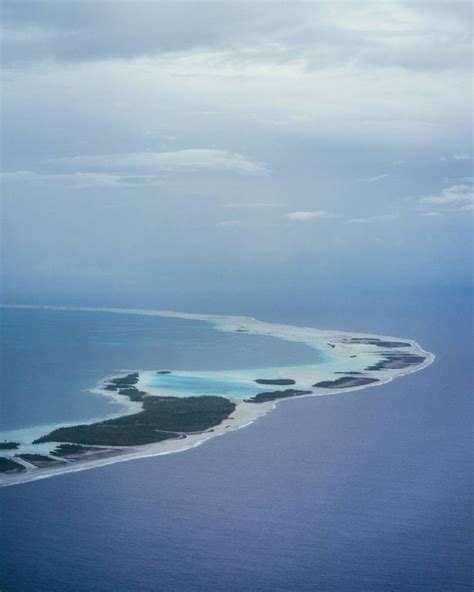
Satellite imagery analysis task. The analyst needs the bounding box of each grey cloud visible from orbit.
[1,1,472,299]
[50,150,268,176]
[1,150,269,187]
[1,170,165,188]
[359,174,390,182]
[1,1,306,64]
[286,211,328,221]
[221,203,285,209]
[440,153,473,161]
[420,184,474,210]
[345,218,373,224]
[216,220,242,227]
[344,214,398,224]
[2,1,471,72]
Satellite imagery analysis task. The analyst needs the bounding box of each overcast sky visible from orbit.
[1,1,472,310]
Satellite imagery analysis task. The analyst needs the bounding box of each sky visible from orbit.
[1,1,473,311]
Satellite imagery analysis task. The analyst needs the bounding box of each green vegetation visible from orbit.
[0,457,25,473]
[33,395,236,447]
[245,389,312,403]
[0,442,19,450]
[117,387,146,401]
[16,454,56,463]
[365,353,425,371]
[133,395,235,432]
[34,425,177,447]
[313,376,379,388]
[104,373,139,391]
[102,373,146,401]
[52,444,96,456]
[255,378,296,386]
[344,338,411,348]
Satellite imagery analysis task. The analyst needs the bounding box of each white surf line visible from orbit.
[0,304,435,488]
[0,303,433,345]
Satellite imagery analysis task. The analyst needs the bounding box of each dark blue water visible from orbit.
[0,308,319,430]
[0,290,472,591]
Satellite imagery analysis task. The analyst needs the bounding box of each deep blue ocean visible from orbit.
[0,288,472,591]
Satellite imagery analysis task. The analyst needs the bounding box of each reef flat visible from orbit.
[15,454,58,468]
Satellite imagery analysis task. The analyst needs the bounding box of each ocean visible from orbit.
[0,287,472,591]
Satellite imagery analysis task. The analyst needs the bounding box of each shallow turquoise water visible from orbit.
[144,372,265,398]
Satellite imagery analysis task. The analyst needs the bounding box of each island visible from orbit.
[254,378,296,385]
[102,373,149,401]
[104,372,139,390]
[313,376,379,389]
[34,391,236,447]
[52,444,97,456]
[365,353,425,371]
[0,442,20,450]
[0,457,25,473]
[343,338,411,348]
[245,389,312,403]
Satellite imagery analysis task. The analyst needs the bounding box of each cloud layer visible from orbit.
[420,184,474,211]
[51,150,268,176]
[2,1,471,71]
[286,211,328,222]
[1,1,472,299]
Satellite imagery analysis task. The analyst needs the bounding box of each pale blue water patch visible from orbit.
[143,371,265,399]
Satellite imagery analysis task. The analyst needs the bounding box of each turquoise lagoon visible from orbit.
[140,372,267,399]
